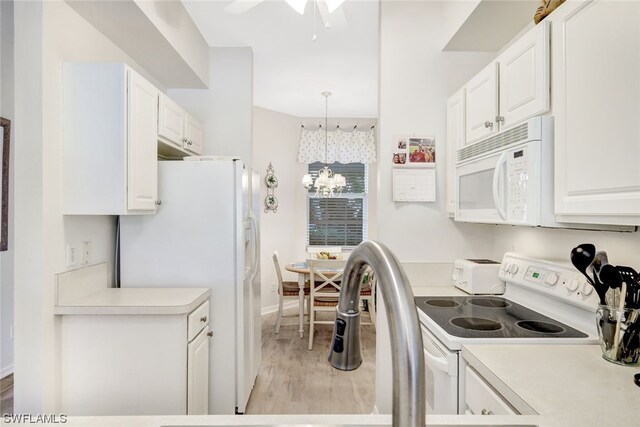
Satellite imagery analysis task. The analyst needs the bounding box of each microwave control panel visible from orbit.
[507,146,529,221]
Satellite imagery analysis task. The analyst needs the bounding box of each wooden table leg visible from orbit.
[298,273,305,338]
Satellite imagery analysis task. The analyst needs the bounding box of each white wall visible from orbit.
[252,107,305,310]
[0,0,15,379]
[13,0,163,412]
[375,0,496,413]
[168,48,254,168]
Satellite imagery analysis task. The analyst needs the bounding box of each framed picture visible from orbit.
[0,118,10,251]
[408,136,435,164]
[392,135,436,168]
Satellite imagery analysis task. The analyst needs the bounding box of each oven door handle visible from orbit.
[423,345,451,375]
[492,152,508,221]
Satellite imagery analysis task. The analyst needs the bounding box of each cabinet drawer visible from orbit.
[188,301,210,341]
[465,366,516,416]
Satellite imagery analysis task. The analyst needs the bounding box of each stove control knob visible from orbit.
[566,278,579,292]
[509,264,519,274]
[545,273,559,286]
[502,262,511,272]
[582,281,594,296]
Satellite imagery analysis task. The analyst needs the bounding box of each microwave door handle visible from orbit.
[492,153,508,220]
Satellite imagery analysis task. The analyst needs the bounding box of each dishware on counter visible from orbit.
[596,305,640,365]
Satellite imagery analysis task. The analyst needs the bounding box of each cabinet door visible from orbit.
[185,115,204,155]
[498,21,549,129]
[446,88,465,215]
[553,0,640,225]
[187,327,210,415]
[127,69,158,211]
[158,94,186,147]
[465,62,499,144]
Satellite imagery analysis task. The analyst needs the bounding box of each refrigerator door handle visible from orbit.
[248,211,260,283]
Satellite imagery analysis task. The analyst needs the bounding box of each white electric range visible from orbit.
[416,253,600,415]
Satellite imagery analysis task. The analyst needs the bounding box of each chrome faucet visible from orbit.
[328,241,425,427]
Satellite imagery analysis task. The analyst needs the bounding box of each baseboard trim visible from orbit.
[1,364,14,379]
[371,405,379,415]
[261,300,299,316]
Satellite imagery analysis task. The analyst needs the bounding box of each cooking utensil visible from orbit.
[616,266,640,309]
[588,251,609,305]
[570,243,597,287]
[634,373,640,387]
[598,265,626,357]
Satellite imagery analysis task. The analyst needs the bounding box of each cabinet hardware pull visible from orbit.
[207,331,213,337]
[496,115,505,123]
[188,140,193,146]
[481,409,494,415]
[200,316,207,322]
[484,121,494,129]
[155,200,162,206]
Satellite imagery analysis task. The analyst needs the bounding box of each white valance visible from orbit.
[297,128,377,164]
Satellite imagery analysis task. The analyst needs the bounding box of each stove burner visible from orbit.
[517,320,565,334]
[424,299,460,308]
[467,297,510,308]
[451,317,502,331]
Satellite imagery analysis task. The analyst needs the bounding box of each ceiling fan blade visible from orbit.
[285,0,308,15]
[316,0,331,29]
[224,0,264,14]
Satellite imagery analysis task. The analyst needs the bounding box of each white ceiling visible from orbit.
[181,0,379,118]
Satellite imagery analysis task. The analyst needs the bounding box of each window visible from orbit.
[307,162,368,248]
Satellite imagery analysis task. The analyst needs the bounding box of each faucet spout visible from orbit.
[328,241,425,427]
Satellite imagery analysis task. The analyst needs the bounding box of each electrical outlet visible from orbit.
[66,244,78,266]
[271,282,276,292]
[81,241,91,265]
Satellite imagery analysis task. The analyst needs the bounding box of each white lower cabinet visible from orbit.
[188,327,211,415]
[60,301,211,415]
[464,366,517,416]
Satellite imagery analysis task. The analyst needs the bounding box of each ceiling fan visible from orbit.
[224,0,347,31]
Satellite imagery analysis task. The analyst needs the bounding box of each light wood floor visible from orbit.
[245,308,376,414]
[1,373,13,414]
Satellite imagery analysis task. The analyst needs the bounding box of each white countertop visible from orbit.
[54,287,211,315]
[462,344,640,426]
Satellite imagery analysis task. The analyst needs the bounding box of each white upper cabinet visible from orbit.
[185,115,204,155]
[465,62,499,144]
[158,93,186,148]
[63,63,159,215]
[158,93,204,156]
[128,70,159,211]
[552,0,640,225]
[446,88,465,215]
[463,23,550,145]
[498,21,550,129]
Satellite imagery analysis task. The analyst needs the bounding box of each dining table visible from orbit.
[284,261,344,338]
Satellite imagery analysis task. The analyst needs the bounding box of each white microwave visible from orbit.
[455,116,554,226]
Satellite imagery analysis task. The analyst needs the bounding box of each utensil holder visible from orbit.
[596,305,640,365]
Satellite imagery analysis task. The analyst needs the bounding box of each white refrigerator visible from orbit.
[119,158,261,414]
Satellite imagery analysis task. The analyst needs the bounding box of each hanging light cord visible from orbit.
[324,93,328,166]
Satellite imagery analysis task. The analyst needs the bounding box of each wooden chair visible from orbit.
[307,260,376,350]
[273,251,309,338]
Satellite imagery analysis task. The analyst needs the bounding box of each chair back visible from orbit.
[307,246,343,256]
[272,251,285,290]
[308,259,347,297]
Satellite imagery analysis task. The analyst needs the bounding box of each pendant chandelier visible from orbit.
[302,92,346,198]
